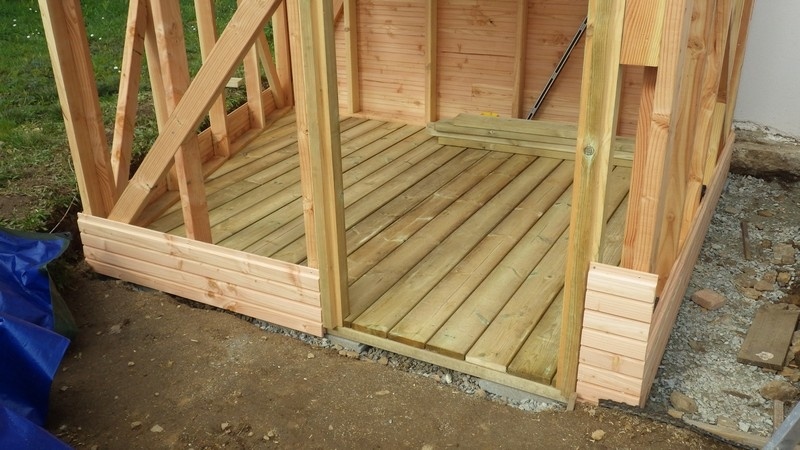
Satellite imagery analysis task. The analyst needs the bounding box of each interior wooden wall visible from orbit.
[334,0,642,136]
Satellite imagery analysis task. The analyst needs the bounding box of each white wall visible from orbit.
[734,0,800,138]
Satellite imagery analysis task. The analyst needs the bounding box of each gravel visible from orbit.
[647,173,800,437]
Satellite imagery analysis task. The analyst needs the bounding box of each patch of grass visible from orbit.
[0,0,247,231]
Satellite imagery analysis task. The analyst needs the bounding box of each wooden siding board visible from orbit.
[79,215,319,291]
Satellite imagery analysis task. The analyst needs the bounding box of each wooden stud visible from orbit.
[510,0,529,118]
[621,0,693,274]
[239,0,266,131]
[272,2,294,106]
[108,0,282,225]
[194,0,232,158]
[662,0,712,256]
[702,101,727,184]
[110,0,147,197]
[148,0,212,242]
[296,0,349,329]
[620,0,666,67]
[681,0,730,243]
[721,0,754,136]
[286,1,317,268]
[38,0,116,217]
[557,0,627,395]
[344,0,360,114]
[425,0,438,123]
[640,131,736,405]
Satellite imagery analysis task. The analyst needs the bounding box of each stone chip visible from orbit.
[691,289,727,310]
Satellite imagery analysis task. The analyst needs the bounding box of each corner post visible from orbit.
[557,0,627,396]
[38,0,116,217]
[294,0,349,329]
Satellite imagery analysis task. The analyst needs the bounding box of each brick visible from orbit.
[691,289,727,310]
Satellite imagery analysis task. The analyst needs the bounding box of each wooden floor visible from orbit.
[149,111,631,386]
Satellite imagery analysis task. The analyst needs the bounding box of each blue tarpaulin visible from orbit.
[0,228,72,448]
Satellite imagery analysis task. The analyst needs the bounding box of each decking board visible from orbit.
[351,157,567,337]
[389,165,574,348]
[346,154,537,323]
[149,114,632,386]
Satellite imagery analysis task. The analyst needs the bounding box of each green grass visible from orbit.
[0,0,245,231]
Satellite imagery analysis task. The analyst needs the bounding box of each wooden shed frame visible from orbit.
[38,0,753,406]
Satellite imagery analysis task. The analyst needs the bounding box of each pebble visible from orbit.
[127,361,135,367]
[221,422,230,431]
[307,352,315,359]
[378,356,389,365]
[667,408,684,419]
[590,429,606,441]
[754,280,775,292]
[130,421,142,430]
[739,287,762,300]
[150,424,164,433]
[691,289,727,310]
[777,272,792,286]
[772,243,797,265]
[670,391,698,414]
[759,380,800,401]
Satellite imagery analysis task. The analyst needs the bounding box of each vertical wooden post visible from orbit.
[680,0,726,244]
[238,0,267,130]
[272,2,294,106]
[287,1,317,268]
[194,0,232,158]
[557,0,627,395]
[721,0,754,136]
[38,0,116,218]
[294,0,349,329]
[110,0,148,197]
[344,0,360,114]
[148,0,212,242]
[425,0,438,123]
[511,0,529,118]
[620,0,693,274]
[657,0,712,267]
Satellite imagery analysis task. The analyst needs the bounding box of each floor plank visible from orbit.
[351,157,564,337]
[345,149,502,281]
[346,154,536,323]
[464,167,633,370]
[270,145,469,264]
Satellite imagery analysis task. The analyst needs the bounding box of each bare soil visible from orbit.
[46,264,731,449]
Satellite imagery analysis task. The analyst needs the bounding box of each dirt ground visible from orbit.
[45,264,731,449]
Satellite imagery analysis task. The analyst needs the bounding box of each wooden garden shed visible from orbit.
[38,0,753,406]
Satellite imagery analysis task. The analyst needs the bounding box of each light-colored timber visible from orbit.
[40,0,754,407]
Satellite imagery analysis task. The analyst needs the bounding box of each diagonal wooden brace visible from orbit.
[107,0,282,225]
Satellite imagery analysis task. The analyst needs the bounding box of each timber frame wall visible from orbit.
[39,0,753,406]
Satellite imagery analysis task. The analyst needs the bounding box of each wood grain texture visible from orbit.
[557,0,626,395]
[297,0,349,328]
[737,305,800,370]
[621,0,692,274]
[110,0,147,196]
[620,0,666,66]
[38,0,116,217]
[640,131,736,406]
